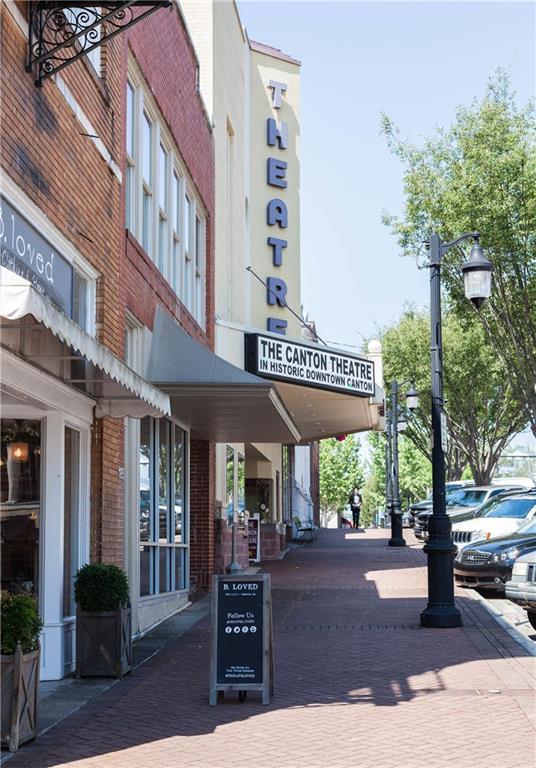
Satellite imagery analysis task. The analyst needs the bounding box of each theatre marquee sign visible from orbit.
[245,334,375,398]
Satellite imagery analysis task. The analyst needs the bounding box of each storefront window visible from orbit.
[226,446,234,526]
[237,454,246,528]
[1,420,41,598]
[63,427,80,617]
[139,417,187,597]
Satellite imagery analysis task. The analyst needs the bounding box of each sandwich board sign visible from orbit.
[209,573,274,705]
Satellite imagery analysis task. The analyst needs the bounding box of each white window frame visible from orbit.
[126,60,207,329]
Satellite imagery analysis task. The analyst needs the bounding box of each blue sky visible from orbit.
[238,1,535,349]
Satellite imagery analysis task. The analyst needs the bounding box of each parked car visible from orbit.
[451,491,536,549]
[414,485,525,541]
[408,481,473,529]
[454,515,536,592]
[505,547,536,630]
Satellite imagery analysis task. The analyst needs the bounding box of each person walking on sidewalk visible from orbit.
[349,486,362,529]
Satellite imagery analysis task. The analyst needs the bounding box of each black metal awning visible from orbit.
[27,1,170,86]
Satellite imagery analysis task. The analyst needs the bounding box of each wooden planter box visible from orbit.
[1,646,40,752]
[76,606,132,678]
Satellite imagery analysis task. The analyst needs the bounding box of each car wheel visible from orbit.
[527,611,536,631]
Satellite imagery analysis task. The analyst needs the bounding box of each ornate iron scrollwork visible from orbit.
[27,2,170,86]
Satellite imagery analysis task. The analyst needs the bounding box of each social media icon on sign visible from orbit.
[233,626,240,633]
[242,626,249,633]
[250,626,257,633]
[225,627,232,634]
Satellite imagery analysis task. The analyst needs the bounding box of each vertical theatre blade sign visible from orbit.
[266,80,289,335]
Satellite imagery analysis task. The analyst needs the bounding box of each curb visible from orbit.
[466,588,536,657]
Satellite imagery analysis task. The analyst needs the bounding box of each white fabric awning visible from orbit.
[0,267,170,418]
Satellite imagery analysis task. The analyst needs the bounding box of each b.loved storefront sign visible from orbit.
[0,195,73,316]
[245,333,375,397]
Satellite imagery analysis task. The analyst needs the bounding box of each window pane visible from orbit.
[0,420,41,600]
[63,427,80,617]
[139,417,151,543]
[174,548,185,591]
[126,83,134,157]
[72,271,88,330]
[184,195,191,252]
[140,545,153,596]
[174,426,184,543]
[142,191,152,254]
[173,239,180,297]
[125,164,132,231]
[142,113,152,184]
[159,548,170,593]
[158,216,167,276]
[158,421,169,543]
[173,173,181,234]
[158,144,167,211]
[195,215,203,269]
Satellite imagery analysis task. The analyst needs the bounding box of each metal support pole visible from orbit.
[385,408,393,529]
[389,381,406,547]
[227,516,242,574]
[421,233,462,627]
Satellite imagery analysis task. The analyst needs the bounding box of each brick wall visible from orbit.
[189,439,216,592]
[2,3,216,593]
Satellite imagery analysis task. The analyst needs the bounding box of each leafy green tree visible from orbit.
[381,307,525,484]
[319,435,364,525]
[382,71,535,437]
[362,432,432,526]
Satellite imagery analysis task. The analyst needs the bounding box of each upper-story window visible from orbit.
[125,69,206,328]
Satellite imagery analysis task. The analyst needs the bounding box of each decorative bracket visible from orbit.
[27,1,171,86]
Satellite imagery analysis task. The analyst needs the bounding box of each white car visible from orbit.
[451,492,536,549]
[505,547,536,630]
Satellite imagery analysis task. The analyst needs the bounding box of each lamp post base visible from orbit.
[420,605,462,628]
[388,537,406,548]
[421,515,462,628]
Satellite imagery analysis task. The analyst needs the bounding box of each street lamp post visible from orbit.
[421,232,492,629]
[389,381,406,547]
[385,407,393,530]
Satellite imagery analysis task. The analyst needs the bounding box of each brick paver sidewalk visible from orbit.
[6,529,535,768]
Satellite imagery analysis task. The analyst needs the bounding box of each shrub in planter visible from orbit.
[1,592,42,752]
[75,564,132,679]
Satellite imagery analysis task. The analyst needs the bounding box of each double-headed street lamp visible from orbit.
[387,381,419,548]
[421,232,493,629]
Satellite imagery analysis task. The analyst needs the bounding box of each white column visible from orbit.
[40,411,65,681]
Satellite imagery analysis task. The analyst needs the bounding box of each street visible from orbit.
[6,528,535,768]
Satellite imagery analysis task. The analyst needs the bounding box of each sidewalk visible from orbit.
[5,529,535,768]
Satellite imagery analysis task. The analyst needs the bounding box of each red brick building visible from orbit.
[0,0,216,678]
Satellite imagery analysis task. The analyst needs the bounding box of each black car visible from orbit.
[453,516,536,592]
[408,482,472,529]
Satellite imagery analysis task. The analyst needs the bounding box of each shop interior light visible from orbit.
[9,442,29,462]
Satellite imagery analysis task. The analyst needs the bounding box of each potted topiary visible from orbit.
[75,564,132,678]
[1,591,42,752]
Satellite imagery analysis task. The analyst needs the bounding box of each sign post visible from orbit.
[209,574,274,705]
[248,513,260,563]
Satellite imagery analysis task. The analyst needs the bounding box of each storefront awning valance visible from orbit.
[146,307,301,443]
[0,267,170,418]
